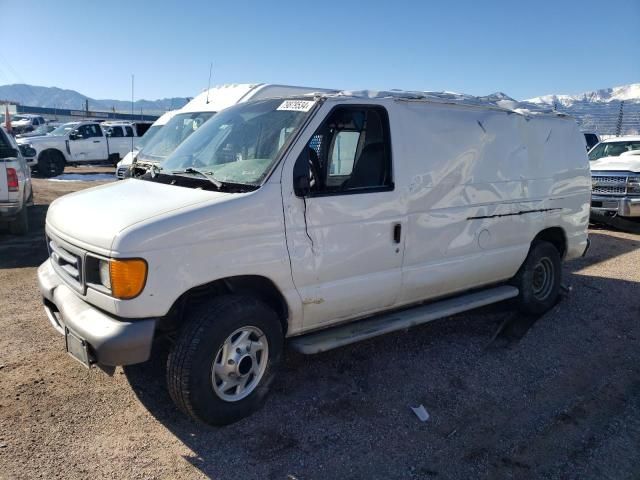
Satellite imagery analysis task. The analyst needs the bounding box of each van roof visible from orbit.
[315,89,574,119]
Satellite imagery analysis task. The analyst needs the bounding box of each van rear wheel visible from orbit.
[513,240,562,316]
[166,295,283,426]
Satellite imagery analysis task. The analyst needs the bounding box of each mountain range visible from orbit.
[524,83,640,135]
[0,84,189,115]
[0,82,638,134]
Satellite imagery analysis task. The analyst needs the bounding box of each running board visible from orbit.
[289,285,519,354]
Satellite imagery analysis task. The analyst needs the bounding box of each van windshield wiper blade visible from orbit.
[172,167,223,189]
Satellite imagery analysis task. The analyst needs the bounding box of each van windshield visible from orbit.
[589,140,640,161]
[137,111,215,162]
[162,98,315,186]
[134,124,162,150]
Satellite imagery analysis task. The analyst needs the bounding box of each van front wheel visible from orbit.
[166,295,283,426]
[513,240,562,316]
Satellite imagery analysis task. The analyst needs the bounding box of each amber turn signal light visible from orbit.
[110,259,148,299]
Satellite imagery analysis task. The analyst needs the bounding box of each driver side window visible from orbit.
[295,105,392,196]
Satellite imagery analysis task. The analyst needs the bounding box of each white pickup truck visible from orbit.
[17,121,141,177]
[37,91,590,426]
[589,136,640,223]
[0,127,33,234]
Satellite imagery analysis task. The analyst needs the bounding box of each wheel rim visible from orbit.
[211,326,269,402]
[532,257,554,301]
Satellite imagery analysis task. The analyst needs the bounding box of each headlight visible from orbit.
[98,260,111,289]
[97,258,147,299]
[628,176,640,194]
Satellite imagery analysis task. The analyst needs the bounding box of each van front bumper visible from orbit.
[37,259,156,367]
[591,195,640,218]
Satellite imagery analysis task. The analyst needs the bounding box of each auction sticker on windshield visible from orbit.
[277,100,316,112]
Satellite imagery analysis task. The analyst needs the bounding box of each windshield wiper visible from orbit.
[172,167,222,189]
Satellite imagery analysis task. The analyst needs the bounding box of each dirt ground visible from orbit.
[1,167,639,480]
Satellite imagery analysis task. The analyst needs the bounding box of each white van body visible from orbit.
[132,83,337,174]
[38,90,590,425]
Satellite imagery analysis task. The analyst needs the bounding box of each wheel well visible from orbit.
[160,275,289,336]
[533,227,567,258]
[38,148,66,163]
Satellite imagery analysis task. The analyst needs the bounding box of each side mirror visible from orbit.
[294,174,310,197]
[69,132,79,140]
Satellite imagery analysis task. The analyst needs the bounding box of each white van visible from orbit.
[38,90,590,426]
[115,111,178,179]
[131,83,337,177]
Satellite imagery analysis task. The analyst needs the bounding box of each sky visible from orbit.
[1,0,638,102]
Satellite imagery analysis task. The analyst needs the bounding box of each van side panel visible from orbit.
[393,102,589,305]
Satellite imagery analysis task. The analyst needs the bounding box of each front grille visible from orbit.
[592,174,628,196]
[48,235,85,293]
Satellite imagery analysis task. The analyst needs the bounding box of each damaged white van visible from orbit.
[38,91,590,425]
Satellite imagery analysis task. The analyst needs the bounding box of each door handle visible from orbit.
[393,223,402,244]
[93,140,101,143]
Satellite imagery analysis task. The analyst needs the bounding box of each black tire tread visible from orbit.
[166,295,281,425]
[513,240,562,316]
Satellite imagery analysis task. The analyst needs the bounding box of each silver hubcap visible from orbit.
[532,257,554,300]
[211,326,268,402]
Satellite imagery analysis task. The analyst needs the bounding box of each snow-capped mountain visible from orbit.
[527,83,640,107]
[526,83,640,135]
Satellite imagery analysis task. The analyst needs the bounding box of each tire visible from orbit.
[8,206,29,235]
[37,151,65,178]
[512,240,562,316]
[167,295,283,426]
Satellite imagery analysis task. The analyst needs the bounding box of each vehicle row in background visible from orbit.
[16,120,149,177]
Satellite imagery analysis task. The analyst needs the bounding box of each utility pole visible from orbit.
[85,98,89,117]
[615,101,625,137]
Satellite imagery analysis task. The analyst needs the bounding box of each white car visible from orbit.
[589,136,640,220]
[37,91,590,426]
[8,114,46,135]
[17,121,144,177]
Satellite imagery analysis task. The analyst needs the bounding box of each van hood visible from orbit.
[46,179,230,252]
[590,155,640,173]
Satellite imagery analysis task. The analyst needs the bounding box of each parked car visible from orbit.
[131,83,337,177]
[37,91,590,426]
[115,112,178,179]
[0,127,33,234]
[16,120,144,177]
[589,136,640,221]
[9,114,46,135]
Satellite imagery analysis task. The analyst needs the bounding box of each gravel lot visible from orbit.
[1,167,639,479]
